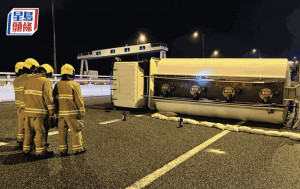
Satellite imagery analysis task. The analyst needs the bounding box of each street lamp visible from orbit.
[213,50,219,56]
[136,33,146,61]
[210,50,220,58]
[191,31,205,58]
[210,49,223,58]
[252,48,261,58]
[137,33,146,45]
[193,31,199,38]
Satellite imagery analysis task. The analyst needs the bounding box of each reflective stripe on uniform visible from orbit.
[24,90,43,96]
[14,87,22,92]
[23,145,31,150]
[59,145,67,150]
[72,145,83,149]
[72,145,82,147]
[47,105,55,110]
[35,147,45,153]
[57,94,74,100]
[58,110,79,116]
[17,134,24,139]
[72,147,83,150]
[25,108,48,114]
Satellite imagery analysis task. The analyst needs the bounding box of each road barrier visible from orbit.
[0,72,110,85]
[151,113,300,141]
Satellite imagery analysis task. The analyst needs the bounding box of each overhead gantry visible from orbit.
[77,43,168,75]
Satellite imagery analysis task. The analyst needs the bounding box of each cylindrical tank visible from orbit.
[150,58,289,124]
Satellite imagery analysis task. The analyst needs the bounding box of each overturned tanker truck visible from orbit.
[112,58,300,128]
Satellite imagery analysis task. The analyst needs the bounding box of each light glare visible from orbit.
[193,32,199,38]
[213,50,219,56]
[140,34,146,42]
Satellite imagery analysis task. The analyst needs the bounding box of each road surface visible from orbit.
[1,96,300,188]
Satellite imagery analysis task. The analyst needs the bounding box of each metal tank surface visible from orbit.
[113,58,300,128]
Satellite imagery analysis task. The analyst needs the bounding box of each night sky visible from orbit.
[1,0,300,74]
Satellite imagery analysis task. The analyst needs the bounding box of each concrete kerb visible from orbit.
[151,113,300,141]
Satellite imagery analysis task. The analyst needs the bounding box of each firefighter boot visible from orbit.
[18,141,23,150]
[74,148,86,156]
[60,152,70,157]
[14,142,23,151]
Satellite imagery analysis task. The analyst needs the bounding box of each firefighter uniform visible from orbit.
[13,62,24,146]
[21,59,54,157]
[23,64,55,156]
[19,59,40,151]
[54,64,85,155]
[39,64,55,144]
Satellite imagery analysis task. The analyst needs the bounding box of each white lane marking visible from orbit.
[48,129,70,136]
[98,119,122,125]
[48,131,59,136]
[135,115,146,117]
[126,130,230,189]
[0,142,8,146]
[205,148,226,154]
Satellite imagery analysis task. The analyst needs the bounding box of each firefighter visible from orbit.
[40,64,56,145]
[13,61,24,150]
[23,63,55,157]
[54,64,86,156]
[18,58,40,152]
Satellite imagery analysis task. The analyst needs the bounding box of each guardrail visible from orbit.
[0,72,111,85]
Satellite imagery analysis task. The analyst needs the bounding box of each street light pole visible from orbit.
[252,48,261,58]
[52,0,57,74]
[192,31,205,58]
[136,38,139,61]
[202,33,205,58]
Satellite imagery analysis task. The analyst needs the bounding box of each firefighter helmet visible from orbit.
[61,64,75,76]
[24,58,40,70]
[15,62,24,73]
[41,64,54,78]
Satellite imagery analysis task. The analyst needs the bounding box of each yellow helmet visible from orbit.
[15,62,24,73]
[41,64,54,78]
[24,58,40,70]
[61,63,75,75]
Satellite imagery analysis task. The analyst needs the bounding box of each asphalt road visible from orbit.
[1,96,300,189]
